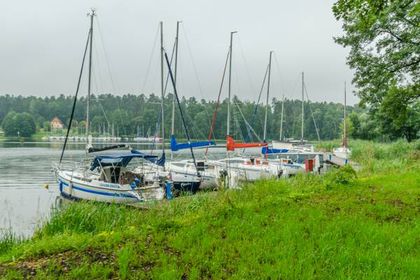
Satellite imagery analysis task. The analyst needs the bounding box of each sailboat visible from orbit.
[55,10,166,203]
[333,82,351,160]
[214,35,296,184]
[153,21,222,191]
[149,21,217,193]
[268,72,315,154]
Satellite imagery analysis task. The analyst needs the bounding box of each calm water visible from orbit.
[0,142,86,238]
[0,141,231,238]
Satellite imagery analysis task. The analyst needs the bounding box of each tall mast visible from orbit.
[263,51,273,142]
[171,21,180,136]
[227,31,237,137]
[160,21,165,153]
[301,71,304,144]
[170,21,180,159]
[279,94,284,141]
[86,8,95,141]
[343,81,347,148]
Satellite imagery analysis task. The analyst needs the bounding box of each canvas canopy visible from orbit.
[90,150,159,170]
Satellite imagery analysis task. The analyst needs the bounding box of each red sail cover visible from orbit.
[226,136,267,151]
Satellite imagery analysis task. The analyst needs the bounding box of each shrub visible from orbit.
[324,164,357,189]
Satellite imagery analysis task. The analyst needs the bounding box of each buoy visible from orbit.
[43,184,49,189]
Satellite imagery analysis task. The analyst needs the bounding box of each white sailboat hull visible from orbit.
[57,170,164,203]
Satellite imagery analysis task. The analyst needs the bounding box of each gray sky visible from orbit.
[0,0,358,105]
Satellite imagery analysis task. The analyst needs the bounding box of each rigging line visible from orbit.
[233,107,245,141]
[233,112,245,144]
[92,28,108,95]
[95,17,117,92]
[272,53,287,97]
[91,43,100,93]
[178,97,208,139]
[96,97,110,129]
[163,40,177,98]
[180,24,203,96]
[248,64,269,141]
[141,24,160,93]
[164,51,199,175]
[291,72,301,100]
[180,24,211,121]
[237,35,257,93]
[175,100,206,140]
[304,83,321,141]
[234,102,263,142]
[60,29,91,164]
[188,111,207,139]
[150,106,162,154]
[205,48,230,156]
[91,38,113,132]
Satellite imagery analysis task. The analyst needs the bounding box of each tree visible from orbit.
[333,0,420,141]
[1,111,36,137]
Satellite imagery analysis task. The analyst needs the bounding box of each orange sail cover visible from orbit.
[226,136,267,151]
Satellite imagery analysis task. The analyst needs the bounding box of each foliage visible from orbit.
[333,0,420,141]
[0,232,19,255]
[0,141,419,279]
[1,111,36,137]
[0,94,359,141]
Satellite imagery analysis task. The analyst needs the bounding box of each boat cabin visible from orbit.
[90,150,162,185]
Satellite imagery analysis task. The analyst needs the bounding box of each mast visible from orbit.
[343,81,347,148]
[164,52,199,176]
[227,31,237,137]
[171,21,180,159]
[263,51,273,142]
[301,71,304,144]
[160,21,165,153]
[279,94,284,141]
[86,8,95,142]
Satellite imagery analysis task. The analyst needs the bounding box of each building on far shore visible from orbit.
[50,117,64,130]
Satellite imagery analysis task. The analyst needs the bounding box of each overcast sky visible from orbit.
[0,0,358,105]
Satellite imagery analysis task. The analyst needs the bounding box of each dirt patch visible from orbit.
[386,199,407,208]
[1,248,116,278]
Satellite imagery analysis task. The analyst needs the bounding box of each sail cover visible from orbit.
[261,147,289,154]
[226,136,267,151]
[90,150,158,170]
[170,135,215,152]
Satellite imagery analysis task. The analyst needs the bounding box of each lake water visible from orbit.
[0,142,86,238]
[0,141,232,238]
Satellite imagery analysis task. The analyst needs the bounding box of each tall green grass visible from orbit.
[317,139,420,175]
[0,140,419,279]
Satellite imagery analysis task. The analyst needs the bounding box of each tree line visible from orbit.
[0,93,392,141]
[0,94,360,140]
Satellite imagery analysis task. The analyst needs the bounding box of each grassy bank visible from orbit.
[1,141,419,279]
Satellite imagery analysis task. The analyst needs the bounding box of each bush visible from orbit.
[324,164,357,189]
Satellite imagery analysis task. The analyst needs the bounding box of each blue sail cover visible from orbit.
[262,147,289,154]
[90,150,158,170]
[170,135,215,152]
[148,152,166,167]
